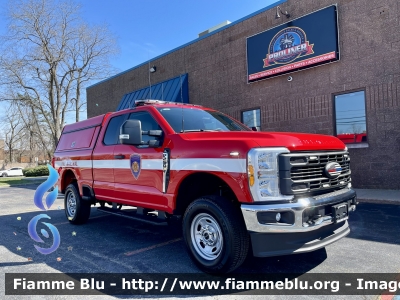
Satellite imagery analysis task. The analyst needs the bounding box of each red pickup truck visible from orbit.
[53,100,357,273]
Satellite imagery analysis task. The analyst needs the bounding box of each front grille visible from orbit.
[279,151,351,195]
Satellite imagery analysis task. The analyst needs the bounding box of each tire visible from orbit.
[2,173,7,177]
[64,182,91,224]
[182,195,249,274]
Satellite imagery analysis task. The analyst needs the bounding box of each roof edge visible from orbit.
[87,0,287,90]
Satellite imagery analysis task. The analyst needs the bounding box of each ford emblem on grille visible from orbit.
[324,162,342,178]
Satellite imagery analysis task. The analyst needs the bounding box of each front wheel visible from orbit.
[2,173,7,177]
[64,183,91,224]
[182,196,249,274]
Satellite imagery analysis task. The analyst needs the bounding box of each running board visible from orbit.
[97,207,168,226]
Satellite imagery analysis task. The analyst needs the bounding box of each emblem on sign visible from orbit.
[130,154,141,180]
[263,27,314,67]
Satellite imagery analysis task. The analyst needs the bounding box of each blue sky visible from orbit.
[0,0,279,123]
[0,0,280,74]
[78,0,279,73]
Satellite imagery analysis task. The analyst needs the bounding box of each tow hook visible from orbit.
[303,215,332,227]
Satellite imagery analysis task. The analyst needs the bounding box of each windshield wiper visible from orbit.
[181,129,222,133]
[181,129,205,132]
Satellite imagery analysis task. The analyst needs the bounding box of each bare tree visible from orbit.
[0,101,51,163]
[1,106,25,162]
[0,0,118,150]
[349,124,362,134]
[66,23,117,122]
[13,100,53,159]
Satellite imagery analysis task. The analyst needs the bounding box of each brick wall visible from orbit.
[87,0,400,189]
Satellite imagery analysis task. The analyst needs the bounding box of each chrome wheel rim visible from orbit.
[190,213,223,260]
[66,192,77,217]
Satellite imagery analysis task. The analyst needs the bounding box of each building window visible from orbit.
[334,91,367,145]
[242,108,261,131]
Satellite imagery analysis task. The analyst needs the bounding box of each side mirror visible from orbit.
[251,126,259,132]
[148,140,160,147]
[119,120,142,145]
[146,130,163,137]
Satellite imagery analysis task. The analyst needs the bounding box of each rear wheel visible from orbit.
[64,183,91,224]
[182,195,249,274]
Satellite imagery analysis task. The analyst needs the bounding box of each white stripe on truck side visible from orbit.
[142,159,163,170]
[170,158,246,173]
[54,160,92,168]
[55,158,246,173]
[93,160,128,169]
[93,159,163,170]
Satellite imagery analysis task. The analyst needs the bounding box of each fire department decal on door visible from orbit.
[130,154,141,180]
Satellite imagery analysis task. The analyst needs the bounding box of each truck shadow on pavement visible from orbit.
[1,202,399,275]
[346,202,400,245]
[1,207,325,275]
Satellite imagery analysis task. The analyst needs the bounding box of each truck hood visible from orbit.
[180,131,345,152]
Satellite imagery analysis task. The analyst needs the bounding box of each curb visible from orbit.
[0,180,46,188]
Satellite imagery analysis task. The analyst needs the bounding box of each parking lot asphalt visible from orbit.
[1,184,400,300]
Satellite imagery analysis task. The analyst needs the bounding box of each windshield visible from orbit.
[157,107,250,133]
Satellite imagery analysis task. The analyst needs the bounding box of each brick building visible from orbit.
[86,0,400,189]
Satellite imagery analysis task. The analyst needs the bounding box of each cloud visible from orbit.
[128,42,158,54]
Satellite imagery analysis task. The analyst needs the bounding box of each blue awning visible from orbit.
[117,74,189,111]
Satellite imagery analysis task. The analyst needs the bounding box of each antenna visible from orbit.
[129,94,134,109]
[180,75,184,133]
[180,75,183,102]
[148,52,152,99]
[162,83,164,101]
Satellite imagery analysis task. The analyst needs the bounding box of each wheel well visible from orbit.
[61,170,77,193]
[82,185,94,198]
[174,172,238,215]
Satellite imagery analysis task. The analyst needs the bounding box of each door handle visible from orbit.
[114,155,125,159]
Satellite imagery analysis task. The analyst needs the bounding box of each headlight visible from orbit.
[247,147,293,201]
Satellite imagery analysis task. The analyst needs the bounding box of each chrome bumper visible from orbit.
[241,188,357,233]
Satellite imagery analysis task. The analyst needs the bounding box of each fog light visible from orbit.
[276,213,281,222]
[257,211,295,225]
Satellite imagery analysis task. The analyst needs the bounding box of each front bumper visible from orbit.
[241,188,357,257]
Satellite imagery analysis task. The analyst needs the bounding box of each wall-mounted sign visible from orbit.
[247,5,339,82]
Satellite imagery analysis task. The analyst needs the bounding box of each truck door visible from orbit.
[113,111,167,210]
[92,113,128,201]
